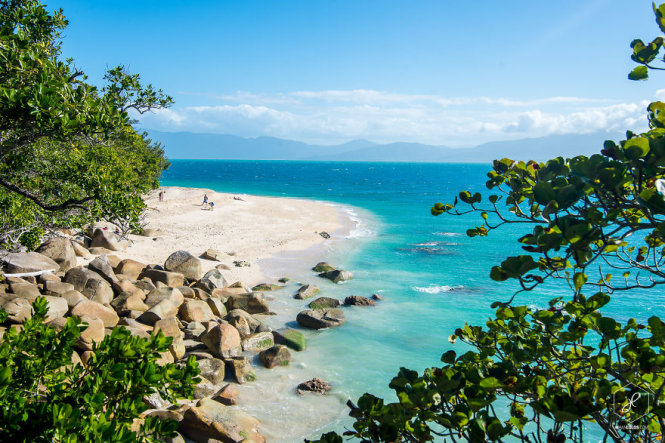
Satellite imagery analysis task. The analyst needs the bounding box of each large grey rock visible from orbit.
[179,397,264,442]
[77,315,105,350]
[145,287,184,308]
[2,298,33,323]
[60,290,87,309]
[138,299,180,325]
[197,357,226,385]
[36,238,77,271]
[43,296,68,321]
[64,267,113,305]
[139,269,185,288]
[241,331,274,352]
[110,294,149,315]
[88,255,118,284]
[178,299,215,322]
[195,268,227,293]
[164,250,202,281]
[8,282,40,301]
[296,309,346,329]
[42,281,75,296]
[318,269,353,283]
[2,252,58,274]
[226,309,263,335]
[90,228,122,251]
[259,345,293,369]
[115,258,146,280]
[294,284,319,300]
[71,241,91,258]
[225,292,269,314]
[70,300,119,327]
[201,323,242,358]
[206,297,226,318]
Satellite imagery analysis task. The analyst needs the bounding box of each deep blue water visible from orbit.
[161,160,665,441]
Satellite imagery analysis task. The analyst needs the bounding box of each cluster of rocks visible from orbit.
[290,263,379,330]
[0,235,320,442]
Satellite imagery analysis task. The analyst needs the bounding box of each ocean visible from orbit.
[161,160,665,442]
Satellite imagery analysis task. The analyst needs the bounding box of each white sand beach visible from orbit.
[111,187,343,285]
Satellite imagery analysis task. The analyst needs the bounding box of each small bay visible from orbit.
[162,160,665,441]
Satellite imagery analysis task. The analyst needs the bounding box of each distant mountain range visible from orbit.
[146,130,626,163]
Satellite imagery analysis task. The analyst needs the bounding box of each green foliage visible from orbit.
[0,297,200,441]
[0,1,171,249]
[315,3,665,442]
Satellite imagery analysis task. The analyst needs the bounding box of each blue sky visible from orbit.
[51,0,664,146]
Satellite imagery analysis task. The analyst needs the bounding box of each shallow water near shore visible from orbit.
[161,161,665,442]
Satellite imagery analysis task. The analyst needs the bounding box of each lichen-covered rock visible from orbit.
[294,284,319,299]
[318,269,353,283]
[36,238,77,271]
[251,283,281,291]
[179,397,264,442]
[272,328,306,351]
[225,356,256,384]
[312,262,336,273]
[344,295,376,306]
[308,297,342,310]
[164,250,202,281]
[2,252,58,274]
[201,323,242,358]
[259,345,293,369]
[241,331,274,352]
[296,309,345,329]
[197,357,226,385]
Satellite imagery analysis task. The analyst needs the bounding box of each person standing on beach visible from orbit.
[210,201,215,210]
[203,194,208,209]
[158,191,164,202]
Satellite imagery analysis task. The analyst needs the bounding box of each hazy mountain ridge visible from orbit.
[148,130,625,163]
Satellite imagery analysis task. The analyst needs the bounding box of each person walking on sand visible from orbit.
[209,201,215,211]
[202,194,208,209]
[158,191,163,202]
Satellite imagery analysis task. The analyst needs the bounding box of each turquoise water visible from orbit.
[161,160,665,441]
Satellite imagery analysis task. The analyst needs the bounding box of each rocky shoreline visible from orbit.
[0,224,375,442]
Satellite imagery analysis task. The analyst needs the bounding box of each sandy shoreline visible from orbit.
[110,186,346,286]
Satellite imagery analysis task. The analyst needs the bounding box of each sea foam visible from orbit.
[413,285,465,294]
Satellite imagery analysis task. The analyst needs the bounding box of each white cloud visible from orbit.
[139,90,653,146]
